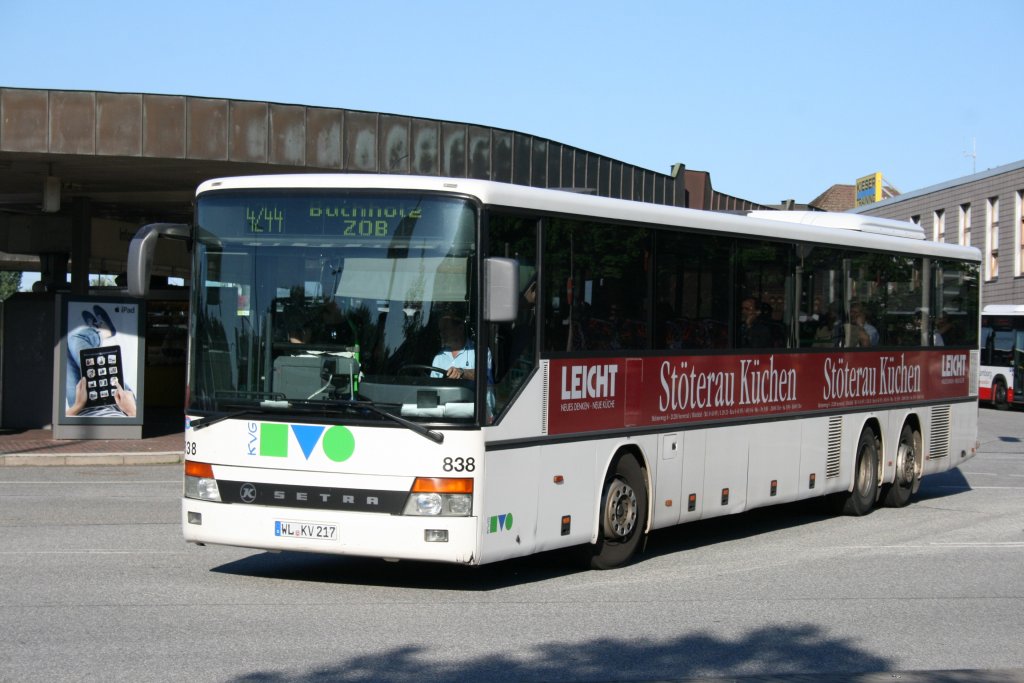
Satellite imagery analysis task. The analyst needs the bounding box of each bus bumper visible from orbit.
[181,499,480,564]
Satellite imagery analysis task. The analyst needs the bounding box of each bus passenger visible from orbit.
[933,314,955,345]
[845,302,879,347]
[739,297,772,348]
[505,276,538,376]
[813,304,840,347]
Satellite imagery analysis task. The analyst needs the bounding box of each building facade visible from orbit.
[852,161,1024,308]
[0,87,767,431]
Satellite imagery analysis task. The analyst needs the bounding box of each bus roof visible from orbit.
[196,174,981,262]
[746,210,925,240]
[982,304,1024,315]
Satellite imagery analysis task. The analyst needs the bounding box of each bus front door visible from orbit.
[1015,332,1024,403]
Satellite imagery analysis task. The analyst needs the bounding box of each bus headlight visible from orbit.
[446,494,472,516]
[403,492,473,516]
[407,492,443,516]
[402,477,473,516]
[184,460,221,502]
[185,476,222,502]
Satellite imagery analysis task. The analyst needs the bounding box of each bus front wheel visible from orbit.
[588,454,648,570]
[993,379,1009,410]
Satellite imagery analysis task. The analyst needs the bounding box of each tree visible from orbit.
[0,271,21,301]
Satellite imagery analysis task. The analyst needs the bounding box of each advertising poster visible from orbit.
[547,349,973,435]
[58,297,144,425]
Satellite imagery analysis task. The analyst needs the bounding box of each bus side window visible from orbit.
[542,219,651,352]
[734,239,795,349]
[488,214,537,418]
[654,231,731,350]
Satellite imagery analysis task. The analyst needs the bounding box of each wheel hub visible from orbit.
[856,445,874,496]
[896,442,915,485]
[603,478,638,539]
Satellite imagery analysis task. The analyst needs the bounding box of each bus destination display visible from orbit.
[244,202,423,238]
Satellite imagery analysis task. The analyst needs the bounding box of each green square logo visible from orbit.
[260,423,289,457]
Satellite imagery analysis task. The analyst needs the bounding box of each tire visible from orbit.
[588,454,648,570]
[882,424,919,508]
[993,380,1009,410]
[836,427,880,516]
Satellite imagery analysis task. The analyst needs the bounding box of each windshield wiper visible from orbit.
[189,401,292,431]
[288,399,444,444]
[189,399,444,444]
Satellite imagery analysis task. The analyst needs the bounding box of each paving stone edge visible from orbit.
[0,452,183,467]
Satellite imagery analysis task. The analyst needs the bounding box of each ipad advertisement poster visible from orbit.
[59,297,144,425]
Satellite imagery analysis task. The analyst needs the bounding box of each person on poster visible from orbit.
[65,304,137,417]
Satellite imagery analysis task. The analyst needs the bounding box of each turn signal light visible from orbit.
[183,460,220,502]
[411,477,473,494]
[185,460,214,478]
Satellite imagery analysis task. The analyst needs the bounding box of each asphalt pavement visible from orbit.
[0,405,1019,683]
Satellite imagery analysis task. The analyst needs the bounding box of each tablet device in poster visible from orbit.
[60,298,143,424]
[78,345,124,409]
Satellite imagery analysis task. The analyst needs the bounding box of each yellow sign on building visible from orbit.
[855,172,883,207]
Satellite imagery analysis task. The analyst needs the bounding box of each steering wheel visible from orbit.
[398,364,449,376]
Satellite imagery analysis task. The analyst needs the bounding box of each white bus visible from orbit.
[128,174,981,569]
[979,304,1024,409]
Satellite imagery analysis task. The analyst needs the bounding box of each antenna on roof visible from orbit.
[963,137,977,174]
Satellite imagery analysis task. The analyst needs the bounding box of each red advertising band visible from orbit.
[547,350,972,435]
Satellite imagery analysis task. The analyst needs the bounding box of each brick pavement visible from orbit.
[0,422,184,466]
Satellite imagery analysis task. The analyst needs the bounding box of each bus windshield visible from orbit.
[189,191,480,424]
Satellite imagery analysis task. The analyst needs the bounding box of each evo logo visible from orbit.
[247,422,356,462]
[487,513,514,533]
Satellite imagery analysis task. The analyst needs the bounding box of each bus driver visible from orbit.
[432,305,482,381]
[431,304,496,418]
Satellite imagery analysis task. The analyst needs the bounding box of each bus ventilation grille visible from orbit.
[541,361,549,436]
[826,416,842,479]
[929,405,951,459]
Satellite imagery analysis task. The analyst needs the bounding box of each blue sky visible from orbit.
[2,0,1022,205]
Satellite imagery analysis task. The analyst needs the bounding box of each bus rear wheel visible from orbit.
[835,427,879,516]
[588,454,648,570]
[882,424,919,508]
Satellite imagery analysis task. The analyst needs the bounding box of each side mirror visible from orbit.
[484,257,519,323]
[127,223,190,297]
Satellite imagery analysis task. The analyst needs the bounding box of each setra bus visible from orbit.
[128,174,981,569]
[979,304,1024,409]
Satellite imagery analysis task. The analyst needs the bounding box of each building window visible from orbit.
[959,203,971,248]
[933,209,945,242]
[985,197,1000,281]
[910,215,921,226]
[1017,191,1024,277]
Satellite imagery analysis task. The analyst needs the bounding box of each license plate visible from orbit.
[274,520,338,541]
